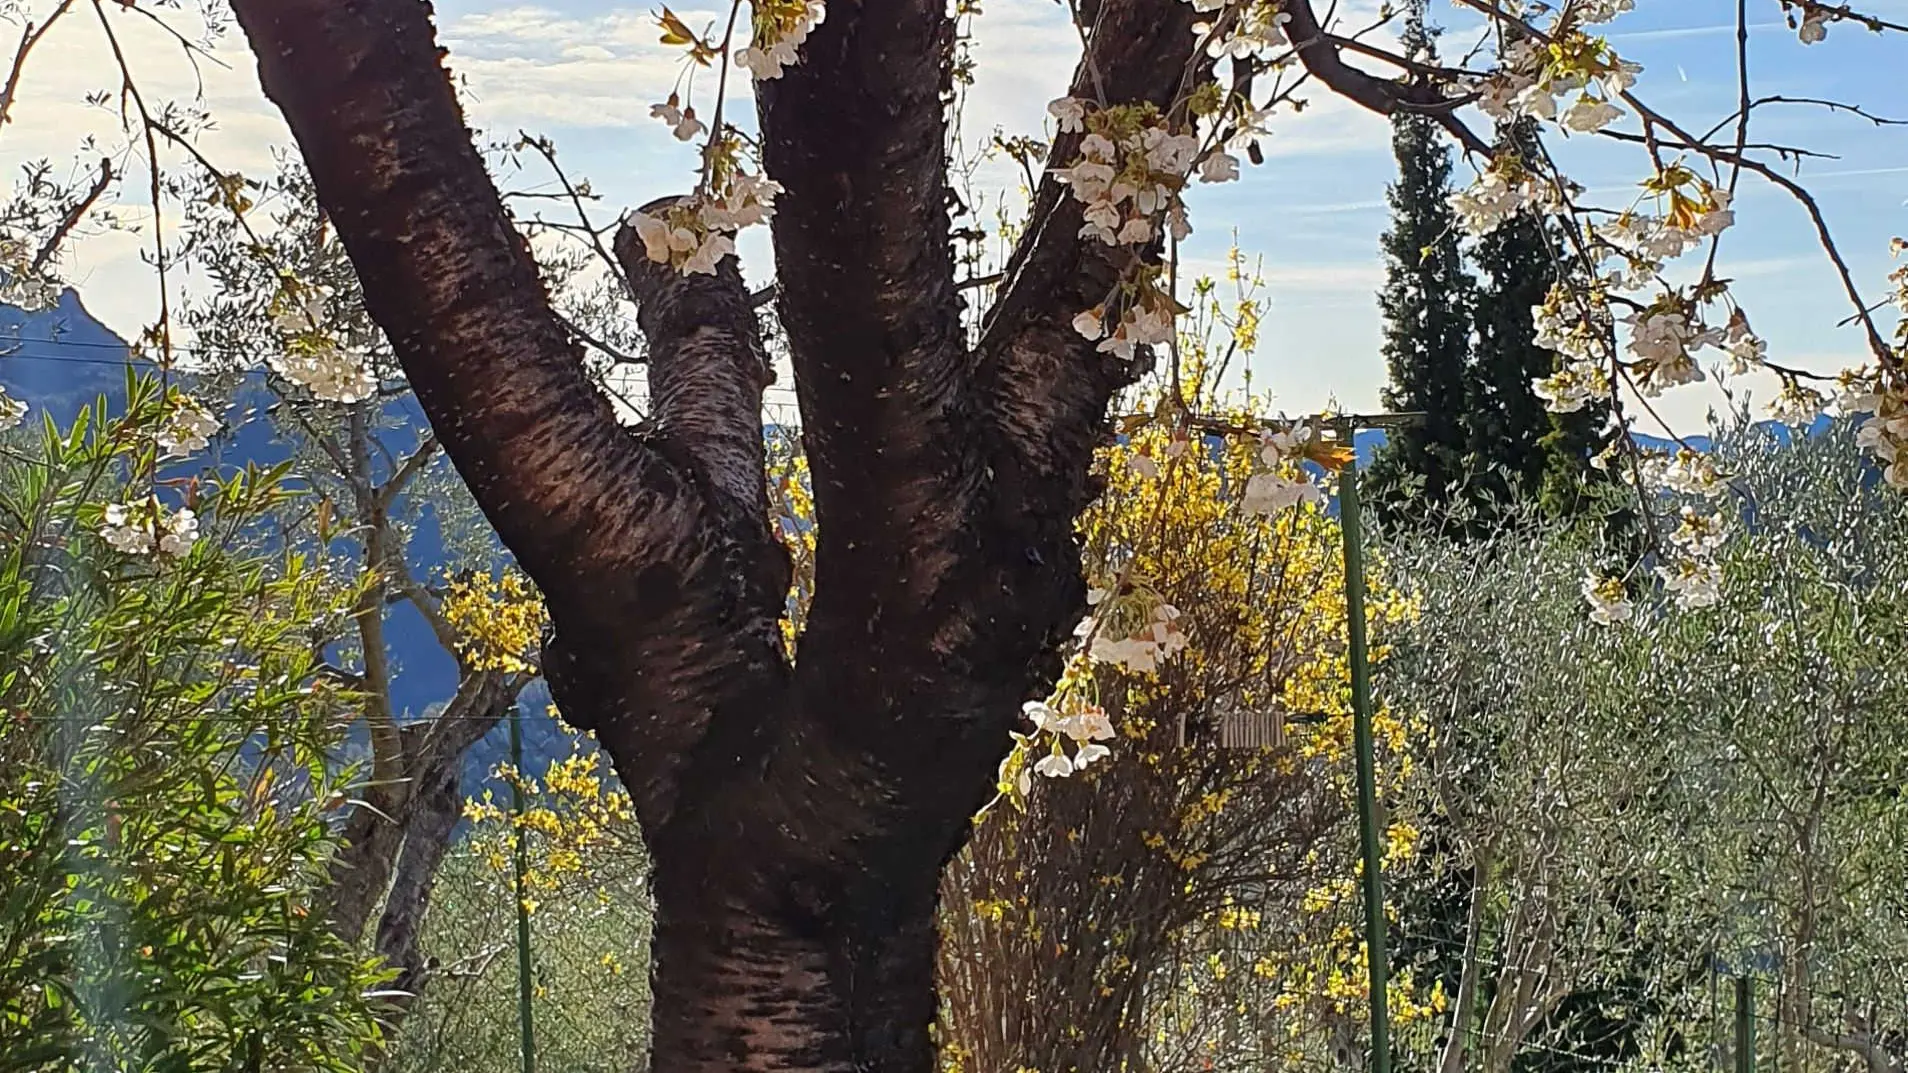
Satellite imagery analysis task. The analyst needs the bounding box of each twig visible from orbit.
[517,132,634,303]
[30,156,113,273]
[1285,0,1490,155]
[93,0,173,367]
[0,0,78,131]
[1699,94,1908,144]
[551,306,644,365]
[375,434,440,510]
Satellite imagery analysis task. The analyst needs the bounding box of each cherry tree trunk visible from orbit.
[225,0,1203,1068]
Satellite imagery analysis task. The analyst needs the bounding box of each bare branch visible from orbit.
[30,156,112,274]
[227,0,697,598]
[1285,0,1491,155]
[755,0,974,625]
[389,568,461,658]
[1700,94,1908,144]
[232,0,794,837]
[0,0,78,132]
[374,433,439,510]
[550,306,644,365]
[516,132,635,303]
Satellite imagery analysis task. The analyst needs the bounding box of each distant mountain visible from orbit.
[0,291,564,798]
[0,291,148,423]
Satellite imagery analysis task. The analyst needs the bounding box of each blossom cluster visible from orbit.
[1427,11,1844,446]
[267,283,377,403]
[1656,503,1728,610]
[1585,445,1734,622]
[1076,585,1189,675]
[1186,0,1294,61]
[0,387,26,432]
[1448,158,1544,237]
[158,396,221,459]
[1049,98,1239,359]
[1242,422,1328,516]
[638,2,820,279]
[1838,368,1908,491]
[99,497,199,557]
[1580,574,1632,626]
[1597,187,1735,270]
[0,235,61,312]
[1020,698,1116,780]
[462,730,638,910]
[1835,240,1908,488]
[1469,30,1638,136]
[1524,166,1757,421]
[736,0,826,80]
[1641,447,1726,498]
[441,569,549,676]
[625,172,782,277]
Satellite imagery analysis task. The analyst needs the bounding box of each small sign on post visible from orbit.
[1217,708,1288,748]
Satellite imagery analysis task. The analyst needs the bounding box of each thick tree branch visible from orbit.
[980,0,1201,481]
[541,224,791,834]
[616,198,777,514]
[231,0,791,834]
[226,0,690,603]
[755,0,978,663]
[328,669,517,946]
[1284,0,1490,155]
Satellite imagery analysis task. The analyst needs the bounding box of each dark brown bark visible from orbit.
[1282,0,1490,155]
[228,0,1200,1069]
[980,0,1204,476]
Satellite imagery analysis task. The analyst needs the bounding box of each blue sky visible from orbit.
[9,0,1906,433]
[434,0,1908,432]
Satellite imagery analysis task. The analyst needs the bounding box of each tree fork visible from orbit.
[228,0,1204,1068]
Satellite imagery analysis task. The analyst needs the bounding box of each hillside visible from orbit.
[0,293,569,796]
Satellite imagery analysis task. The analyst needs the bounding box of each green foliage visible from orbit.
[1377,418,1908,1071]
[1364,4,1477,532]
[386,755,652,1073]
[0,377,391,1071]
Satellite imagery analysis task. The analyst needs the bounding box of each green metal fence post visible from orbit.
[1336,419,1393,1073]
[509,705,538,1073]
[1734,975,1754,1073]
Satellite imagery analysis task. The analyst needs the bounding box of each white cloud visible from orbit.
[0,4,290,342]
[441,4,748,130]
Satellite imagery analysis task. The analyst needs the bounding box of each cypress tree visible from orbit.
[1364,2,1478,532]
[1467,118,1608,522]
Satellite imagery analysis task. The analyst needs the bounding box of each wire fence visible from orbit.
[385,751,654,1073]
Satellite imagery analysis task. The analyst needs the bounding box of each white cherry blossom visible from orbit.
[158,398,220,459]
[0,388,25,431]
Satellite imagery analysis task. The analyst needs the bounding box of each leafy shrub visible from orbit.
[0,377,390,1071]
